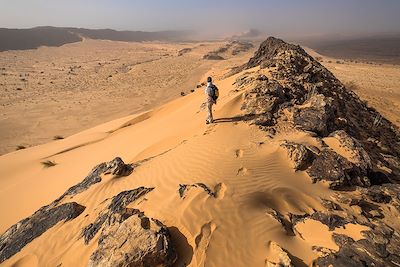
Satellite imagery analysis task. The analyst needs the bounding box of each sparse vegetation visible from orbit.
[53,135,64,140]
[41,160,57,168]
[16,145,26,150]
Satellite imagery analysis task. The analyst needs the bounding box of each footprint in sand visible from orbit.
[195,221,217,265]
[235,149,244,158]
[214,182,226,200]
[203,124,216,135]
[237,167,248,176]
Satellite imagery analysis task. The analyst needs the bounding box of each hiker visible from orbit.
[205,76,219,124]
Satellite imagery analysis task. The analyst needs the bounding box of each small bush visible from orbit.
[53,135,64,140]
[16,145,26,150]
[41,160,57,168]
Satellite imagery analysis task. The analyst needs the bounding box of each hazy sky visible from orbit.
[1,0,399,37]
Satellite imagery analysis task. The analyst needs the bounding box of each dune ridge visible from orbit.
[1,37,400,266]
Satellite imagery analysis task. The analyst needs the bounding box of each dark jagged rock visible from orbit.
[350,199,384,219]
[237,36,400,185]
[82,187,154,244]
[310,212,349,231]
[203,53,224,60]
[314,222,400,267]
[332,233,355,247]
[179,183,217,198]
[104,157,133,177]
[307,149,359,189]
[246,37,306,69]
[54,157,133,205]
[88,209,177,267]
[365,186,393,204]
[280,142,315,170]
[0,157,133,263]
[264,208,296,236]
[329,130,373,172]
[293,94,336,136]
[320,199,343,211]
[0,202,85,262]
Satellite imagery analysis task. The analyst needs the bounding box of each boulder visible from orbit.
[104,157,133,177]
[293,94,335,136]
[82,187,154,244]
[0,202,85,263]
[307,149,355,189]
[88,210,177,267]
[265,242,293,267]
[328,130,372,173]
[309,212,349,231]
[280,142,315,171]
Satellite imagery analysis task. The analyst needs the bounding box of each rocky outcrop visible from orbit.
[88,209,176,267]
[239,37,400,187]
[0,202,85,262]
[265,242,293,267]
[203,53,224,60]
[54,157,133,204]
[179,183,225,199]
[0,157,134,263]
[293,94,336,136]
[82,187,154,244]
[307,149,364,189]
[328,130,373,172]
[280,142,315,171]
[314,222,400,267]
[178,48,191,56]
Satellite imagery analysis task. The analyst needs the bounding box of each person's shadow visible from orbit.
[213,114,257,123]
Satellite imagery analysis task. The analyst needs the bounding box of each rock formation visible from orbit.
[237,37,400,266]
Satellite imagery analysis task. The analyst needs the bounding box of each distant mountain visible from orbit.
[298,34,400,64]
[0,26,190,52]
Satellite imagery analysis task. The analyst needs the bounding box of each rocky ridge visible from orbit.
[234,37,400,266]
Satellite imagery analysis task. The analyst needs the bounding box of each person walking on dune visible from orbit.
[205,76,219,124]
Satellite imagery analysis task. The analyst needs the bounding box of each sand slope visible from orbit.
[0,58,375,266]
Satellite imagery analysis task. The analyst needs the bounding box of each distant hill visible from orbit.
[299,34,400,64]
[0,26,189,51]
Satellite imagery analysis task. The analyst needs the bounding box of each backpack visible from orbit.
[210,85,219,101]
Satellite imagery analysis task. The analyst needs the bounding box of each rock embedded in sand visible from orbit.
[307,149,368,189]
[280,142,315,171]
[327,130,372,172]
[179,183,225,199]
[104,157,133,177]
[82,187,154,244]
[88,210,177,267]
[293,94,335,136]
[54,157,133,205]
[0,202,85,263]
[265,241,293,267]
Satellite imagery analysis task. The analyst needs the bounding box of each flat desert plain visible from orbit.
[0,39,252,155]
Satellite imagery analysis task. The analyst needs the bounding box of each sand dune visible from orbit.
[0,69,333,266]
[1,37,400,266]
[0,39,253,155]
